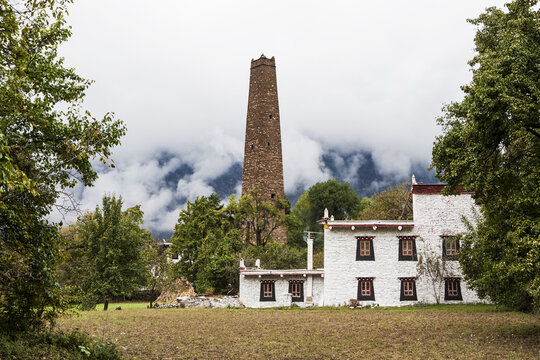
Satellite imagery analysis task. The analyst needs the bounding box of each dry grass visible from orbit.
[58,306,539,360]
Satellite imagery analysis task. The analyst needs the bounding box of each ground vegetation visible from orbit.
[59,306,540,360]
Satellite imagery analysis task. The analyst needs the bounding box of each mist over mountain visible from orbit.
[150,148,437,240]
[55,0,505,241]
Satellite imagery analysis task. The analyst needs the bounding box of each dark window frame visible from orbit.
[444,278,463,301]
[357,277,375,301]
[356,236,375,261]
[260,280,276,302]
[442,236,460,260]
[399,278,418,301]
[288,280,304,302]
[398,236,418,261]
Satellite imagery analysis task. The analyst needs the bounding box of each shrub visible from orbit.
[0,329,123,360]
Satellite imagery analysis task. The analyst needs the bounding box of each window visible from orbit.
[400,278,417,301]
[442,236,459,259]
[271,193,276,199]
[357,277,375,300]
[288,280,304,302]
[269,114,272,119]
[356,236,375,261]
[398,236,417,261]
[444,278,463,300]
[260,280,276,301]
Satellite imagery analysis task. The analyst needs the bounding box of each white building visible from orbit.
[238,182,483,307]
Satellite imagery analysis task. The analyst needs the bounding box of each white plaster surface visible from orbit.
[239,274,324,308]
[322,192,483,307]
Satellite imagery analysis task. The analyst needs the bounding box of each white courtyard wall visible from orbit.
[239,275,324,308]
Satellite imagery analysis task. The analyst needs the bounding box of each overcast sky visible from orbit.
[57,0,509,234]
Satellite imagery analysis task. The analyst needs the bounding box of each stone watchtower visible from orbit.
[241,55,287,243]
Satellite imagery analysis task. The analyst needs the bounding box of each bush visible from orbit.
[241,242,306,269]
[0,329,123,360]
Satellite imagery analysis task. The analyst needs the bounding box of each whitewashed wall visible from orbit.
[322,192,483,307]
[412,192,482,305]
[239,275,324,308]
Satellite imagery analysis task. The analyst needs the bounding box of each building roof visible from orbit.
[240,268,324,277]
[411,183,474,194]
[321,219,414,230]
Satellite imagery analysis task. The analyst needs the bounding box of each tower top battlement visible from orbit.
[251,54,276,69]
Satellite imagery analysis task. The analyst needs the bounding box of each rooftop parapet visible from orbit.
[251,54,276,69]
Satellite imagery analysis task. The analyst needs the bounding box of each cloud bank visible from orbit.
[53,0,508,235]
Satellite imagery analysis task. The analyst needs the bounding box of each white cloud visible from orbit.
[53,0,509,233]
[282,129,331,193]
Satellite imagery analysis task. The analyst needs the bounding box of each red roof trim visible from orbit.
[412,184,474,195]
[242,272,324,276]
[329,224,414,228]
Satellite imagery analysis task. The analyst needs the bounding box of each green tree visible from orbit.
[286,180,362,250]
[286,192,313,248]
[171,194,243,294]
[241,242,306,269]
[78,196,149,310]
[232,189,288,247]
[145,240,173,308]
[0,0,125,330]
[306,180,362,223]
[431,0,539,311]
[358,182,412,220]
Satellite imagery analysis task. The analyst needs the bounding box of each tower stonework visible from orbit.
[242,55,287,243]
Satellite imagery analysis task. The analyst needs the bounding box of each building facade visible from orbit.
[239,183,484,307]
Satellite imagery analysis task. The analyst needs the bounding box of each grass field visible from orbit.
[59,304,539,360]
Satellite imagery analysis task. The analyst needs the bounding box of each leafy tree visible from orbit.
[57,222,86,298]
[192,228,243,295]
[358,182,412,220]
[232,189,288,247]
[431,0,539,311]
[78,196,149,310]
[0,0,125,330]
[241,242,306,270]
[286,192,314,248]
[171,194,243,294]
[306,180,362,223]
[145,240,173,308]
[286,180,362,251]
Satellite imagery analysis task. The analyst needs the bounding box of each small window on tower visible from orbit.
[269,114,272,119]
[267,142,270,147]
[271,194,276,199]
[250,144,254,150]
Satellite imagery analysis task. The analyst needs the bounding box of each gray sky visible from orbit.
[58,0,509,233]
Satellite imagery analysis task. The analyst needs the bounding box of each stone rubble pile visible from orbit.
[177,296,244,308]
[153,296,243,309]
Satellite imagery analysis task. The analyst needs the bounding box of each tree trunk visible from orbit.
[103,299,109,311]
[149,287,154,308]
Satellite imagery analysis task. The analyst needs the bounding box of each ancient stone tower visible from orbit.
[242,55,287,243]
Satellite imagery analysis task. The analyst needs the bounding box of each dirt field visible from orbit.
[58,305,540,360]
